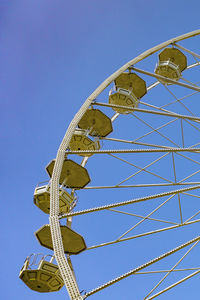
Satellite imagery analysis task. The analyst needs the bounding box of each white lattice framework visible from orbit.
[49,30,200,299]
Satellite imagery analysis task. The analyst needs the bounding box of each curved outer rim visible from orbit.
[49,29,200,299]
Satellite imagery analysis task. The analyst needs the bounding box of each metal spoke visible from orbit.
[111,112,119,122]
[176,152,200,166]
[82,182,200,190]
[181,76,200,88]
[147,81,160,90]
[179,169,200,183]
[132,113,180,147]
[172,153,183,223]
[131,66,200,92]
[108,153,172,186]
[81,156,89,167]
[184,119,200,135]
[181,119,184,147]
[135,268,200,275]
[62,184,200,218]
[101,136,171,149]
[190,142,200,148]
[139,100,180,115]
[144,240,199,299]
[85,236,200,298]
[187,61,200,69]
[117,195,175,240]
[132,119,178,145]
[86,219,200,251]
[182,192,200,199]
[108,208,178,225]
[184,210,200,223]
[175,43,200,60]
[93,102,200,122]
[160,90,199,109]
[67,147,200,155]
[146,269,200,300]
[163,84,195,116]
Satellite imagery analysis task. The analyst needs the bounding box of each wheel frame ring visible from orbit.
[49,29,200,299]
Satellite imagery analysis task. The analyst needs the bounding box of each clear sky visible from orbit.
[1,1,200,300]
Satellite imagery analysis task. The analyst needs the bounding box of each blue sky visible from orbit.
[1,1,200,300]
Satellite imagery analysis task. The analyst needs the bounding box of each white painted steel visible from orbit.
[49,30,200,299]
[91,101,200,121]
[85,236,200,297]
[61,184,200,218]
[67,147,200,155]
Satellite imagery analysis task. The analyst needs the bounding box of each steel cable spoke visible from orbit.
[144,240,199,299]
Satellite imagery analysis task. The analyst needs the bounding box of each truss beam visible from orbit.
[61,184,200,218]
[131,67,200,92]
[67,147,200,155]
[85,236,200,297]
[92,101,200,122]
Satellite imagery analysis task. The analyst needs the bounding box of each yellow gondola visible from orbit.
[78,108,113,137]
[109,72,146,113]
[19,254,64,292]
[69,128,100,156]
[34,183,75,214]
[46,159,91,188]
[155,47,187,83]
[35,225,87,255]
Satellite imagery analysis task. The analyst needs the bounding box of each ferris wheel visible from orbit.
[20,30,200,299]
